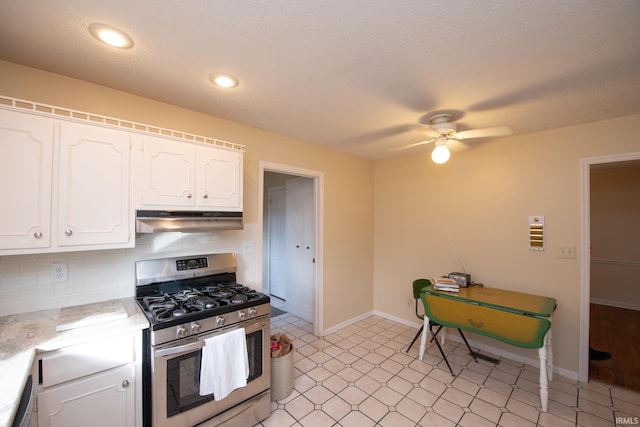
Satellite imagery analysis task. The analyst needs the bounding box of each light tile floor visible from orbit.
[260,313,640,427]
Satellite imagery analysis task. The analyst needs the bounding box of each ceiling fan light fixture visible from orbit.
[88,24,134,49]
[431,138,450,164]
[210,73,239,89]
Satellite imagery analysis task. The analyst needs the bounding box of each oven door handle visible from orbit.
[155,341,204,358]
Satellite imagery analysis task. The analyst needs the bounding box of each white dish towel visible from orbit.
[199,328,249,400]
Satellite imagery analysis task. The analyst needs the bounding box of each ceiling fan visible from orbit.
[404,114,512,164]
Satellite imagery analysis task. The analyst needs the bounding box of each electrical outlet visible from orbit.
[242,241,255,253]
[51,263,69,283]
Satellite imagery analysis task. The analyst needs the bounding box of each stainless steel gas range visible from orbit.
[134,253,271,427]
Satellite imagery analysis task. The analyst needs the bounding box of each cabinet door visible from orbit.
[0,110,53,250]
[196,147,242,209]
[141,136,196,207]
[57,122,131,247]
[38,363,135,427]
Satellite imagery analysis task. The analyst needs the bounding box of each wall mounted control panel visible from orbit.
[529,215,545,251]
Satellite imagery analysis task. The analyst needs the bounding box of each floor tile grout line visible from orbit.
[266,314,640,427]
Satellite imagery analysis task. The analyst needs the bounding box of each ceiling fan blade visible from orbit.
[390,139,434,152]
[454,125,512,140]
[413,124,441,138]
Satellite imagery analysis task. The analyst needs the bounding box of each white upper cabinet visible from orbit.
[0,109,54,250]
[140,135,195,207]
[0,100,244,254]
[0,109,134,255]
[56,121,132,247]
[139,135,242,211]
[197,146,242,209]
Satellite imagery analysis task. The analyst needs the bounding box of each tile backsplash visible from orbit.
[0,224,259,316]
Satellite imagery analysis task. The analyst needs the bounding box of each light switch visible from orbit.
[558,245,576,259]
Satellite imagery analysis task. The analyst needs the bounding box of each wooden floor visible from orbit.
[589,303,640,392]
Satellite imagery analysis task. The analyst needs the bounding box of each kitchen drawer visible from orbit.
[41,334,134,387]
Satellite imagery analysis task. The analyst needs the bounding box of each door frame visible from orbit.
[579,151,640,382]
[258,161,324,336]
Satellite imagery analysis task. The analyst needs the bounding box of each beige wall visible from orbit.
[0,60,374,329]
[374,114,640,374]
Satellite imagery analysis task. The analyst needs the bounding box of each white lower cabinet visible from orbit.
[37,363,136,427]
[34,333,141,427]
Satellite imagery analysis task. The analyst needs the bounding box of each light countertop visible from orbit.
[0,298,149,427]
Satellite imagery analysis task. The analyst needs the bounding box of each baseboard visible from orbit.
[322,310,375,335]
[372,310,421,329]
[590,298,640,311]
[284,302,313,322]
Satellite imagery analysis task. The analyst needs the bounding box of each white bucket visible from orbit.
[270,343,294,401]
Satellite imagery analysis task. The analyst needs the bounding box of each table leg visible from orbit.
[538,333,550,412]
[418,315,429,361]
[546,327,553,381]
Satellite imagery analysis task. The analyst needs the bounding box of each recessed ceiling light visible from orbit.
[88,23,134,49]
[210,73,239,89]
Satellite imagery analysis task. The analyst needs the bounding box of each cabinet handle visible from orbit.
[122,380,130,388]
[202,193,208,199]
[186,193,192,199]
[34,231,43,239]
[65,229,73,237]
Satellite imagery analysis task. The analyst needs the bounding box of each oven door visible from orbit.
[152,316,270,427]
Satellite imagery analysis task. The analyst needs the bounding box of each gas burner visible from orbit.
[194,296,219,310]
[172,289,200,301]
[172,308,188,317]
[209,290,235,299]
[230,294,248,304]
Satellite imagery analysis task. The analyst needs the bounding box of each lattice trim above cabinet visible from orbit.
[0,95,244,152]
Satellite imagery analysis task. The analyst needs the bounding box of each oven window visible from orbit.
[246,329,263,382]
[166,352,213,417]
[165,329,264,417]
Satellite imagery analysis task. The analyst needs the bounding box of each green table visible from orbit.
[418,284,556,412]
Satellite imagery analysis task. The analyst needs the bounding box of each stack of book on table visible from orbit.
[432,277,459,292]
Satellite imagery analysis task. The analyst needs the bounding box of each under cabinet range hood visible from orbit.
[136,210,243,233]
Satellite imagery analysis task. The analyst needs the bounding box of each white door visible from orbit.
[0,110,54,250]
[268,187,287,300]
[285,177,315,321]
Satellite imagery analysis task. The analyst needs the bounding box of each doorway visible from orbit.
[258,161,324,336]
[579,152,640,386]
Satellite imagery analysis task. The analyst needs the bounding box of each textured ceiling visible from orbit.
[1,0,639,159]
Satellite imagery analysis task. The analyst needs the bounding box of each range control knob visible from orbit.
[238,311,247,321]
[191,322,201,334]
[176,326,187,338]
[216,317,225,327]
[248,307,257,318]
